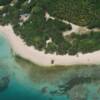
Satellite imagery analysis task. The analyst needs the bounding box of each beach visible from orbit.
[0,24,100,67]
[1,24,100,100]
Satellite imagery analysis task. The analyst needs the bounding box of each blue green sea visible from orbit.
[0,32,100,100]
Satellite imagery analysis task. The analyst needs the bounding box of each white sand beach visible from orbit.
[0,24,100,67]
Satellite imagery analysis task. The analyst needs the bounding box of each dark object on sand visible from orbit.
[0,76,10,92]
[51,60,54,64]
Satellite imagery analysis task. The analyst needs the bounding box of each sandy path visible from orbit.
[45,12,100,36]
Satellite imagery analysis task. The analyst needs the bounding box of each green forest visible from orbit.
[0,0,100,55]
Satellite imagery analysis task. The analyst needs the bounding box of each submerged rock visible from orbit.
[68,85,88,100]
[0,76,10,92]
[57,76,100,94]
[41,86,48,94]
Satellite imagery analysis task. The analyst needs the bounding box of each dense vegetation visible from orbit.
[65,32,100,55]
[0,0,100,55]
[0,0,12,5]
[44,0,100,28]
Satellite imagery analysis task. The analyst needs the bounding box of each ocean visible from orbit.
[0,32,100,100]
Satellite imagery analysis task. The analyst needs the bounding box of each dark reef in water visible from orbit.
[0,0,12,5]
[15,55,100,99]
[57,76,99,94]
[0,76,10,92]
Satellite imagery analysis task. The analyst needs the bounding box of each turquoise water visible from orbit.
[0,34,68,100]
[0,33,100,100]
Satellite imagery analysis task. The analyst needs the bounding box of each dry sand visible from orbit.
[0,24,100,67]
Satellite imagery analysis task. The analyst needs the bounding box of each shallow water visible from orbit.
[0,33,68,100]
[0,33,100,100]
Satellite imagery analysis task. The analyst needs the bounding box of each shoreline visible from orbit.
[0,24,100,67]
